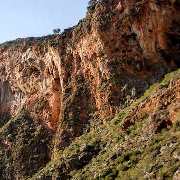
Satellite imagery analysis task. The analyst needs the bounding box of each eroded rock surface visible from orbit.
[0,0,180,179]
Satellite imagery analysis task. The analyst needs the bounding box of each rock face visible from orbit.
[0,0,180,179]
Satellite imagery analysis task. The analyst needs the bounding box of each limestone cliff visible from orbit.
[0,0,180,179]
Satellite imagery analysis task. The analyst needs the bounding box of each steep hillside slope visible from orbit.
[32,69,180,179]
[0,0,180,179]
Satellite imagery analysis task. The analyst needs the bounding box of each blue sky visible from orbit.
[0,0,89,43]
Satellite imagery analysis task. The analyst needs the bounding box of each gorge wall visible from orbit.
[0,0,180,178]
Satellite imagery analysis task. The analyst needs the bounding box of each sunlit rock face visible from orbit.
[0,43,59,130]
[0,0,180,150]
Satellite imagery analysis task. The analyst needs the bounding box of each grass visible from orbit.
[160,68,180,87]
[30,69,180,179]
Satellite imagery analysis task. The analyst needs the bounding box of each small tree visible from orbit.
[53,28,61,34]
[87,0,97,10]
[88,0,97,7]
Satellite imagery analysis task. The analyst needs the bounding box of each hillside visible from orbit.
[0,0,180,179]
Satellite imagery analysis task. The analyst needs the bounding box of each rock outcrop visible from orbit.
[0,0,180,179]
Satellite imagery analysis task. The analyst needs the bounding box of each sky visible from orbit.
[0,0,89,43]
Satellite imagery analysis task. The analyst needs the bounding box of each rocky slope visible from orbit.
[0,0,180,179]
